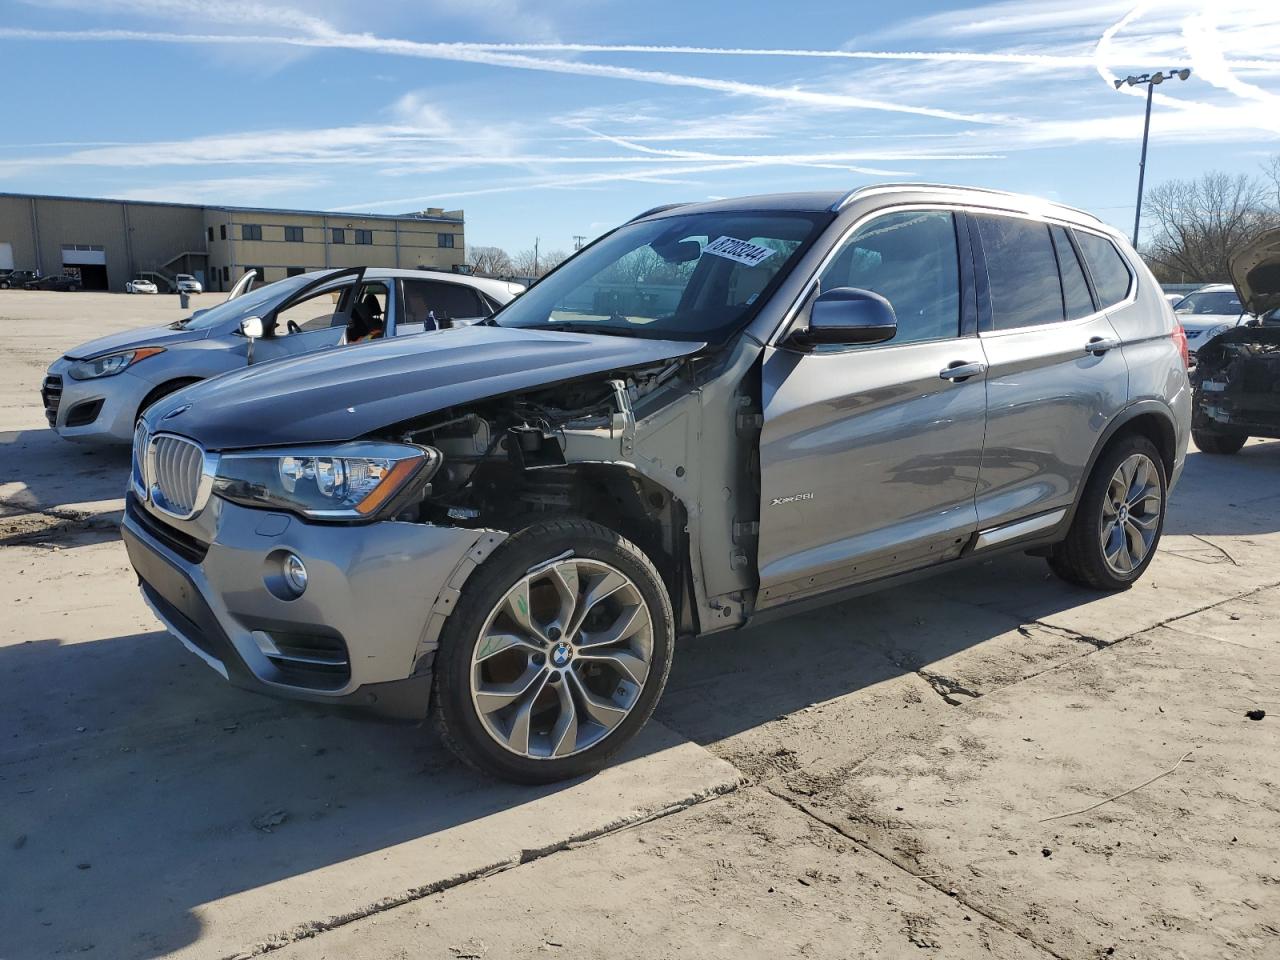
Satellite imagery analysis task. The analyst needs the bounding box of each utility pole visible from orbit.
[533,237,539,277]
[573,235,586,251]
[1113,69,1191,247]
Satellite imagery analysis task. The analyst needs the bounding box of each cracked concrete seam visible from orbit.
[763,785,1072,960]
[222,778,744,959]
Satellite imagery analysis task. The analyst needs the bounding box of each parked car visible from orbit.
[175,273,203,294]
[0,269,40,289]
[43,267,523,443]
[127,278,159,294]
[123,185,1190,783]
[1173,283,1248,362]
[1189,227,1280,454]
[25,273,82,291]
[1162,292,1187,308]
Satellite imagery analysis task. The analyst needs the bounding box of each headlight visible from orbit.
[1202,323,1232,342]
[67,346,164,380]
[212,442,440,520]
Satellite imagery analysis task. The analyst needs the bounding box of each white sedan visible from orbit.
[126,279,158,294]
[175,273,203,294]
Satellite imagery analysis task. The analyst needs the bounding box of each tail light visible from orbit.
[1173,323,1190,368]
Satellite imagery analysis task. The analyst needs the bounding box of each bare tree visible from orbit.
[1142,170,1280,283]
[509,248,541,278]
[467,245,513,277]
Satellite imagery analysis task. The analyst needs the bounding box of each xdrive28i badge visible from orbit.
[770,491,815,507]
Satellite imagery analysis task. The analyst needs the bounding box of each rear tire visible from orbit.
[1193,429,1247,455]
[432,517,674,784]
[1048,434,1167,591]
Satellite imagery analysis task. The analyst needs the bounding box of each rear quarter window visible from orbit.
[1073,230,1133,307]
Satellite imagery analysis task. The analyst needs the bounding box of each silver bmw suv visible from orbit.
[123,184,1191,783]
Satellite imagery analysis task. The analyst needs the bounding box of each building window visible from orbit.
[438,233,456,248]
[242,224,263,241]
[355,229,373,245]
[285,226,304,243]
[286,266,306,277]
[222,266,229,282]
[220,224,227,240]
[207,226,214,242]
[247,266,264,280]
[332,228,345,244]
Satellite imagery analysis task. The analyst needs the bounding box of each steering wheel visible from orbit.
[287,320,301,335]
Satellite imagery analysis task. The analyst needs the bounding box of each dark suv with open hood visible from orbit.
[123,185,1191,782]
[1189,228,1280,454]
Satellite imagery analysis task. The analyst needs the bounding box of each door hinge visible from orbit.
[736,411,764,434]
[733,520,760,542]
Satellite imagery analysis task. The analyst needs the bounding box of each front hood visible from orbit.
[148,325,706,450]
[1230,228,1280,317]
[64,323,208,360]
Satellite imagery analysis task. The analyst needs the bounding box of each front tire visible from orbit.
[1049,434,1167,591]
[1193,429,1247,455]
[432,517,674,783]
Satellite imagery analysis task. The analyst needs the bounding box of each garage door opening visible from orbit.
[69,263,109,290]
[61,244,109,291]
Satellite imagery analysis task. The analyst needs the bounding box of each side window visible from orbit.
[348,282,388,341]
[974,214,1064,330]
[1050,225,1096,320]
[1073,230,1133,307]
[402,280,484,327]
[274,286,348,334]
[816,210,960,345]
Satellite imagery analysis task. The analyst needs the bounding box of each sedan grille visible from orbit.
[41,375,63,426]
[147,434,210,519]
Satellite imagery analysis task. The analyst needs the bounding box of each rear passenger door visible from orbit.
[394,279,490,336]
[970,214,1129,533]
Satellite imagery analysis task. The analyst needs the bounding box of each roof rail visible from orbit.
[830,183,1103,223]
[629,202,688,222]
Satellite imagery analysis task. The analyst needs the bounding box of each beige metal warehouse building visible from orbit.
[0,192,465,293]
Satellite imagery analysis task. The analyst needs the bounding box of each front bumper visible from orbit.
[43,357,153,443]
[122,493,494,718]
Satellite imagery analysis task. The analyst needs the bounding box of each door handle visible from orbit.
[939,361,987,382]
[1085,336,1122,355]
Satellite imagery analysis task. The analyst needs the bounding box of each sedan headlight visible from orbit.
[1202,323,1233,343]
[67,346,165,380]
[213,442,440,520]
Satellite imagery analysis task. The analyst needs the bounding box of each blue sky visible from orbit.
[2,0,1278,253]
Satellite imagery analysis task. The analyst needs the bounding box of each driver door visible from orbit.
[755,209,987,609]
[243,267,365,364]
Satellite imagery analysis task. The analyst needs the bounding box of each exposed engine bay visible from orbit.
[380,343,764,636]
[1191,325,1280,437]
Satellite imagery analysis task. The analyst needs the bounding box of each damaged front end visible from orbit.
[1191,325,1280,439]
[379,339,763,640]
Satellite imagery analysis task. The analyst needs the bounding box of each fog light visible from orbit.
[283,553,308,594]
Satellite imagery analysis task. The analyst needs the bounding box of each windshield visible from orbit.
[494,211,830,342]
[177,273,321,330]
[1175,291,1243,315]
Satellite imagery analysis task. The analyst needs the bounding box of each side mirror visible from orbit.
[785,287,897,350]
[240,316,263,339]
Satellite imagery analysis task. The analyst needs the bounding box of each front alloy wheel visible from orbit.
[471,556,654,759]
[433,517,674,783]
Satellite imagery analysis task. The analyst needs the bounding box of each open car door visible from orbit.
[240,267,366,365]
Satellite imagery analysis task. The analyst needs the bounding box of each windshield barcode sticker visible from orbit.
[703,236,776,268]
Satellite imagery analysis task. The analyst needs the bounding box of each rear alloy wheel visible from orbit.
[433,518,673,783]
[1193,429,1247,455]
[1049,435,1167,591]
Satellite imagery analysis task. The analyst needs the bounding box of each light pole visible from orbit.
[1114,69,1191,247]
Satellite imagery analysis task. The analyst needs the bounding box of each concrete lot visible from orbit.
[1,290,1278,959]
